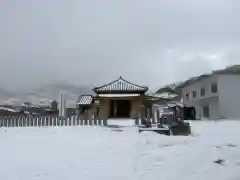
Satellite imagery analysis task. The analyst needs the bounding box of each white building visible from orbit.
[181,70,240,119]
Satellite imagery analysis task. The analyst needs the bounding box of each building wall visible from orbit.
[182,75,221,119]
[97,96,143,119]
[130,96,143,118]
[218,75,240,119]
[98,98,110,119]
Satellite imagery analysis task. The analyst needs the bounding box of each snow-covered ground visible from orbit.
[1,120,240,180]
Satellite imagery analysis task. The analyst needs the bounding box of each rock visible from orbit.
[214,159,225,165]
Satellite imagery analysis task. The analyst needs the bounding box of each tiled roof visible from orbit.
[98,94,140,97]
[76,95,93,105]
[93,76,148,93]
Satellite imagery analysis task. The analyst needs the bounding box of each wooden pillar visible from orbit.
[140,105,145,125]
[156,108,160,124]
[146,107,150,123]
[152,105,156,124]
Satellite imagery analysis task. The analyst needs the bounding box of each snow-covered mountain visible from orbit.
[0,83,93,107]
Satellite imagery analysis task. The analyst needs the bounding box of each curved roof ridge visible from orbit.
[118,76,148,89]
[93,76,148,93]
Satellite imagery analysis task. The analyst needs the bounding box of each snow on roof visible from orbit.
[98,94,140,97]
[167,102,184,108]
[93,76,148,93]
[147,92,178,99]
[0,107,18,112]
[76,95,93,105]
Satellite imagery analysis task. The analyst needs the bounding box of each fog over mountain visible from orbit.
[0,0,239,96]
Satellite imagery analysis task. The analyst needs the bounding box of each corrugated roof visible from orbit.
[93,76,148,93]
[76,95,93,105]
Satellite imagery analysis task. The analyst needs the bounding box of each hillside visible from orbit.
[0,83,93,107]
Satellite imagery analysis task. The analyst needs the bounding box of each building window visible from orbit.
[211,83,218,93]
[201,87,205,97]
[192,91,197,98]
[185,92,189,100]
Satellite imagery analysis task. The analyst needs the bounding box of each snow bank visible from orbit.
[0,120,240,180]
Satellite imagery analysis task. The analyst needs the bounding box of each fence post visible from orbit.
[15,117,18,127]
[135,118,139,126]
[3,117,6,127]
[46,116,49,126]
[63,117,66,126]
[6,116,9,127]
[31,116,34,127]
[13,116,16,127]
[29,117,32,127]
[70,116,73,126]
[18,117,21,127]
[45,116,47,126]
[31,117,34,127]
[11,117,14,127]
[72,115,76,126]
[58,117,61,126]
[0,117,3,127]
[68,116,70,126]
[9,116,12,127]
[39,116,43,127]
[48,116,51,126]
[55,116,58,126]
[22,117,25,127]
[84,118,88,126]
[38,117,40,127]
[76,116,80,126]
[29,116,31,127]
[41,117,44,127]
[56,116,59,126]
[9,117,12,127]
[25,117,28,127]
[80,115,84,126]
[36,117,39,127]
[28,116,31,127]
[23,116,26,127]
[103,119,107,126]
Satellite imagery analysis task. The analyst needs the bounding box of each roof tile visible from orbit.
[93,76,148,92]
[76,95,93,105]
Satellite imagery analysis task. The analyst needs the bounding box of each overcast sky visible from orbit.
[0,0,239,91]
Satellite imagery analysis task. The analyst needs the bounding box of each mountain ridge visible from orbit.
[0,83,93,107]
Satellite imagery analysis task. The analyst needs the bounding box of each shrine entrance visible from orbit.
[110,100,131,118]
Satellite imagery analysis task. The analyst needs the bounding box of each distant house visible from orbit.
[0,106,22,116]
[180,65,240,119]
[76,95,93,114]
[153,86,181,105]
[76,76,150,119]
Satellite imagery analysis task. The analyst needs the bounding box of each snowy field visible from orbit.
[1,120,240,180]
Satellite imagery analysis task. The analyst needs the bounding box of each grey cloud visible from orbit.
[0,0,239,91]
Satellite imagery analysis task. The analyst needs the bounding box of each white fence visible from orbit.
[0,116,108,128]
